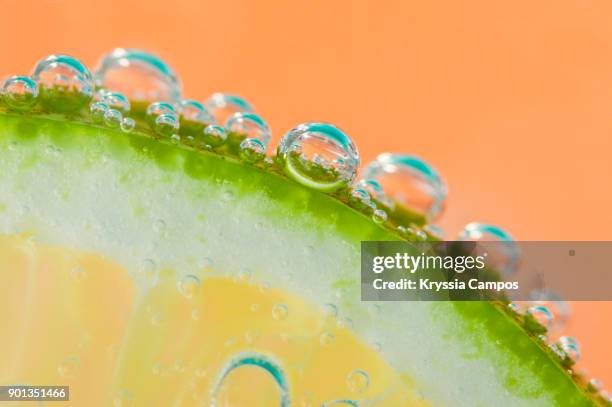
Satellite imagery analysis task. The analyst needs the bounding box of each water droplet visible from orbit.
[89,101,109,123]
[96,89,130,112]
[277,122,360,192]
[226,111,270,147]
[239,137,267,163]
[120,117,136,133]
[319,332,336,346]
[324,303,338,317]
[458,222,519,277]
[356,179,384,200]
[346,369,369,393]
[178,274,200,299]
[527,305,554,330]
[147,101,177,118]
[95,48,181,102]
[202,125,227,147]
[589,378,603,392]
[154,114,179,137]
[205,92,253,125]
[362,153,447,220]
[372,209,388,224]
[2,76,38,111]
[508,302,521,313]
[178,99,214,124]
[348,187,371,207]
[272,304,289,320]
[210,352,290,407]
[104,108,122,128]
[32,54,94,112]
[57,355,80,378]
[557,336,581,361]
[527,290,570,333]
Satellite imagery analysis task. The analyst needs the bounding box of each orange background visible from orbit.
[3,0,612,385]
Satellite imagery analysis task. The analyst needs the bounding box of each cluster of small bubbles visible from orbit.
[526,305,554,330]
[348,187,372,208]
[57,355,80,378]
[32,54,94,112]
[177,274,201,299]
[458,222,519,277]
[178,99,215,124]
[205,92,254,125]
[346,369,370,393]
[557,336,581,361]
[362,153,447,220]
[2,76,38,111]
[277,122,360,192]
[94,48,181,102]
[223,112,270,163]
[154,113,179,137]
[96,89,131,112]
[201,125,227,148]
[272,304,289,320]
[120,117,136,133]
[372,208,388,224]
[319,332,336,346]
[357,179,384,200]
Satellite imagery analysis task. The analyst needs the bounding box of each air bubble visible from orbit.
[97,90,130,112]
[346,369,369,393]
[104,108,122,128]
[178,99,215,124]
[362,153,447,220]
[272,304,289,320]
[89,101,109,123]
[239,138,266,163]
[557,336,581,361]
[526,305,554,330]
[527,290,570,333]
[226,112,271,148]
[95,48,181,102]
[202,125,227,147]
[155,114,180,137]
[372,209,388,224]
[205,92,253,125]
[2,76,38,111]
[277,122,360,192]
[178,274,201,299]
[589,378,603,392]
[458,222,519,277]
[32,54,94,112]
[349,187,371,207]
[120,117,136,133]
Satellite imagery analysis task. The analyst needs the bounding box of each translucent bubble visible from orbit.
[372,209,388,224]
[458,222,519,277]
[104,108,123,128]
[32,54,94,112]
[349,187,371,207]
[178,274,201,299]
[277,122,360,192]
[324,303,338,317]
[557,336,581,361]
[178,99,215,124]
[121,117,136,133]
[89,101,109,123]
[589,378,603,392]
[225,112,270,148]
[272,304,289,320]
[205,92,254,125]
[94,48,181,102]
[356,179,384,200]
[346,369,369,393]
[2,76,38,111]
[202,125,227,147]
[146,101,177,118]
[237,138,265,163]
[319,332,336,346]
[362,153,447,220]
[526,305,554,330]
[527,290,570,333]
[97,89,130,112]
[508,302,521,313]
[154,114,180,137]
